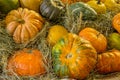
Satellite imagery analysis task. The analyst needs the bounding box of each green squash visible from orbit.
[52,33,97,80]
[39,0,65,21]
[108,33,120,50]
[68,2,97,20]
[0,0,19,14]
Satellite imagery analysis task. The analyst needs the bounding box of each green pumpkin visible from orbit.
[68,2,97,20]
[0,0,19,14]
[52,33,97,80]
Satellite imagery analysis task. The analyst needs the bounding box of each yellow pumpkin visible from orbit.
[5,8,45,43]
[20,0,43,12]
[47,25,68,46]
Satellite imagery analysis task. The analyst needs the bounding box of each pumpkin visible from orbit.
[7,48,46,76]
[96,49,120,74]
[112,13,120,33]
[40,0,65,21]
[87,0,106,14]
[52,33,97,79]
[79,27,107,53]
[47,25,68,46]
[104,0,120,11]
[19,0,42,12]
[107,33,120,50]
[68,2,97,20]
[0,0,19,14]
[5,8,45,43]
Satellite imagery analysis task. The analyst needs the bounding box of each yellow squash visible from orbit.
[87,0,106,14]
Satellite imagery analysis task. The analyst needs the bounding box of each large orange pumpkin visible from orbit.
[7,48,46,76]
[79,27,107,53]
[112,13,120,33]
[5,8,45,43]
[52,33,97,79]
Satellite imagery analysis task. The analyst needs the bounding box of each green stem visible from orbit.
[17,19,25,24]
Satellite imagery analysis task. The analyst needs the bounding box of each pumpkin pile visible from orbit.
[0,0,120,80]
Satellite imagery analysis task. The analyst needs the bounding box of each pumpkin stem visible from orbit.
[66,53,72,59]
[97,0,101,4]
[97,32,101,38]
[27,49,33,54]
[17,19,25,24]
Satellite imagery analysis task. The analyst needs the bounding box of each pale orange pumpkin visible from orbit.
[79,27,107,53]
[7,48,46,76]
[5,8,45,43]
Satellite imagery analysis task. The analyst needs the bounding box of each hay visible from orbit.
[0,4,120,80]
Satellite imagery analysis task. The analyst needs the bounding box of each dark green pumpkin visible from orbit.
[39,0,65,21]
[68,2,97,20]
[52,33,97,79]
[0,0,19,14]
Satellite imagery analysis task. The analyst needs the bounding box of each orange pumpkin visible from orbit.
[79,27,107,53]
[112,13,120,33]
[52,33,97,79]
[7,48,46,76]
[5,8,45,43]
[96,49,120,74]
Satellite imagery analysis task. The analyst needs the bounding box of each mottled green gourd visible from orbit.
[68,2,97,20]
[52,33,97,80]
[0,0,19,14]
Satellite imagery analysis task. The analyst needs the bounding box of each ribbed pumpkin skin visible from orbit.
[112,13,120,33]
[79,27,107,53]
[96,49,120,74]
[5,8,44,43]
[52,33,97,80]
[7,48,46,76]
